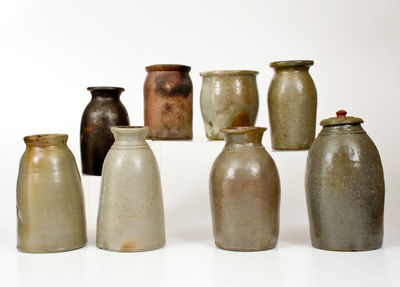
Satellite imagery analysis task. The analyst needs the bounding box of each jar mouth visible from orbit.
[221,126,267,134]
[87,86,125,92]
[145,64,191,72]
[24,133,68,145]
[270,60,314,68]
[113,126,146,129]
[200,70,259,77]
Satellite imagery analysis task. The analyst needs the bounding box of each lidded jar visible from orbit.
[305,110,385,251]
[209,127,280,251]
[80,86,130,175]
[97,126,166,252]
[17,134,87,253]
[144,64,193,140]
[200,70,259,140]
[268,60,317,150]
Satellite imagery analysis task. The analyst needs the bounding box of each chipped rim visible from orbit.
[145,64,191,73]
[270,60,314,68]
[200,70,259,77]
[220,126,267,134]
[87,86,125,92]
[24,133,68,145]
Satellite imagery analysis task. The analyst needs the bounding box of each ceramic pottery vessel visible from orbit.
[97,126,166,252]
[200,70,259,140]
[305,110,385,251]
[80,86,130,175]
[144,64,193,140]
[209,127,280,251]
[17,134,87,253]
[268,60,317,150]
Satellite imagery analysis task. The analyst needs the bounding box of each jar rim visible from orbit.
[200,70,259,77]
[270,60,314,68]
[87,86,125,92]
[24,133,68,145]
[221,126,267,134]
[145,64,191,72]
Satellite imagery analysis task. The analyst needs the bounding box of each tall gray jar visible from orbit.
[209,127,280,251]
[17,134,87,253]
[268,60,317,150]
[200,70,259,140]
[97,126,166,252]
[305,110,385,251]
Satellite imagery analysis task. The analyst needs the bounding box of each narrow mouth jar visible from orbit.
[269,60,314,69]
[200,70,259,77]
[23,134,68,146]
[145,64,191,73]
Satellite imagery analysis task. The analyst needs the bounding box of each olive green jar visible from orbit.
[268,60,317,150]
[305,110,384,251]
[209,127,280,251]
[200,70,259,140]
[17,134,87,253]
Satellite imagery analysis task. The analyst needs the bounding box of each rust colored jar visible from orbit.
[209,127,281,251]
[144,64,193,140]
[80,86,130,175]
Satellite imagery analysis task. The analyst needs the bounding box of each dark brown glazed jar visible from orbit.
[144,64,193,140]
[80,87,130,175]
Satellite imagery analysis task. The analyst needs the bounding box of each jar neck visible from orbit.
[88,87,124,100]
[111,126,149,147]
[222,127,266,149]
[24,134,68,148]
[273,66,310,73]
[320,124,365,135]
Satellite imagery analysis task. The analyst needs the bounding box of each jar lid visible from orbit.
[320,110,364,127]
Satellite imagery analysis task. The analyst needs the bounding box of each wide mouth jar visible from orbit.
[24,133,68,146]
[145,64,191,73]
[270,60,314,69]
[200,70,259,77]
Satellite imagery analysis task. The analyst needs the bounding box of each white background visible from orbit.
[1,0,400,286]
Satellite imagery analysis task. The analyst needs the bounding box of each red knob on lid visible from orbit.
[336,110,347,118]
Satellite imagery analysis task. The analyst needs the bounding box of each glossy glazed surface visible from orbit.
[17,134,87,253]
[209,127,280,251]
[200,71,259,140]
[80,87,130,175]
[97,126,166,252]
[268,61,317,150]
[144,65,193,140]
[305,123,385,251]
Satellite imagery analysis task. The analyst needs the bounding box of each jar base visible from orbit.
[97,242,165,252]
[214,241,277,252]
[311,243,382,252]
[17,241,87,253]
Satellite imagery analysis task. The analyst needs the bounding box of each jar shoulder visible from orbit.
[307,132,383,171]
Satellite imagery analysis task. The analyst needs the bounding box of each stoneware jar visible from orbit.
[97,126,166,252]
[305,110,385,251]
[209,127,280,251]
[17,134,87,253]
[268,60,317,150]
[144,64,193,140]
[80,86,130,175]
[200,70,259,140]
